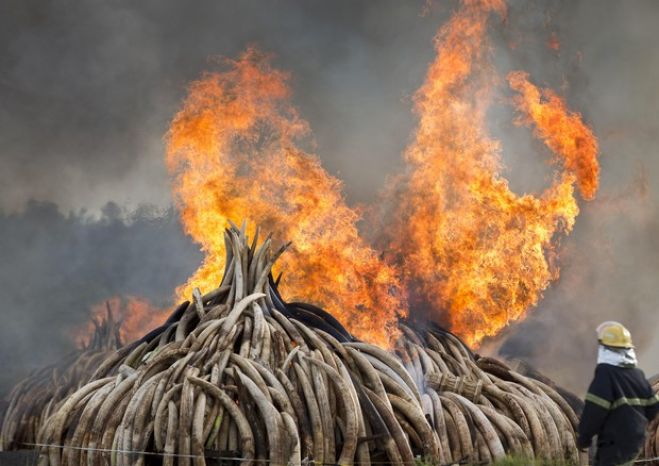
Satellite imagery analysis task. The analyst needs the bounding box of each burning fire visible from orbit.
[75,297,169,347]
[547,32,560,52]
[508,71,599,200]
[157,0,599,347]
[383,0,598,345]
[165,49,406,347]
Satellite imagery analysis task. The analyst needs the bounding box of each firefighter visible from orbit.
[577,321,659,466]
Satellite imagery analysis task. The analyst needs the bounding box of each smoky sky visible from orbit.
[0,202,200,395]
[0,0,443,212]
[2,0,659,395]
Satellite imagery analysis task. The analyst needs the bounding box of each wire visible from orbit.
[26,442,659,465]
[20,442,472,466]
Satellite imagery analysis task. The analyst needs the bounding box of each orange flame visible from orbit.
[74,297,168,346]
[166,49,406,346]
[382,0,598,346]
[163,0,599,348]
[547,32,560,52]
[508,71,599,200]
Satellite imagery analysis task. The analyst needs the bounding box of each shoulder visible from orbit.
[632,367,647,379]
[620,366,649,383]
[591,364,616,388]
[631,367,653,389]
[589,364,614,393]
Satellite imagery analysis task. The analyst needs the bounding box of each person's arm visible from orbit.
[577,366,613,450]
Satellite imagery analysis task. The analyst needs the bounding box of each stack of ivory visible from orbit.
[30,223,585,466]
[642,375,659,464]
[1,306,122,451]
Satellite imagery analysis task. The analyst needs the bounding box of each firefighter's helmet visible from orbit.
[597,321,634,348]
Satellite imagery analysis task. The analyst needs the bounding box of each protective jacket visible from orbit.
[578,363,659,466]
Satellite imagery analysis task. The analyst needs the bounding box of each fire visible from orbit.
[508,71,599,200]
[548,32,560,52]
[381,0,598,346]
[75,297,169,346]
[163,1,599,348]
[166,49,406,346]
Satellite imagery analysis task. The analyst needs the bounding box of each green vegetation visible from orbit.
[492,456,578,466]
[415,456,581,466]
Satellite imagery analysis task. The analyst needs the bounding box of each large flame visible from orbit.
[166,49,406,346]
[383,0,598,346]
[163,0,599,348]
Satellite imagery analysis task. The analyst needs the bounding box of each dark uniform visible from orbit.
[577,363,659,466]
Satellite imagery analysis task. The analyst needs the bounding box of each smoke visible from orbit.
[0,0,444,213]
[0,201,200,395]
[499,183,659,393]
[490,0,659,393]
[1,0,659,396]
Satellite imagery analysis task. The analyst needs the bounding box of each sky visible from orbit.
[1,0,659,395]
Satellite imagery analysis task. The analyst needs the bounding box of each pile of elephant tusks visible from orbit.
[643,376,659,464]
[1,305,123,452]
[1,223,588,466]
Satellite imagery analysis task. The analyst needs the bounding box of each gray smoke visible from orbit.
[0,202,200,395]
[491,0,659,393]
[1,0,659,397]
[0,0,447,213]
[499,190,659,394]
